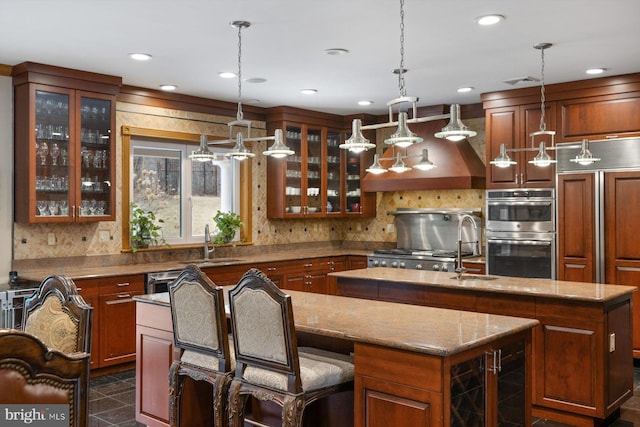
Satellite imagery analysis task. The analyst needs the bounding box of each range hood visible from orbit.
[361,117,486,192]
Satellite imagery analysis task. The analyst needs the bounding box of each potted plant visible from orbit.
[213,210,243,244]
[130,203,165,251]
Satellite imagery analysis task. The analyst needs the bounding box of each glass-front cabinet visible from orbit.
[266,109,376,219]
[13,63,120,223]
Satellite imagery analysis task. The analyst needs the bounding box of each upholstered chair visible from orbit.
[24,274,93,355]
[168,264,234,427]
[0,329,91,427]
[227,268,354,427]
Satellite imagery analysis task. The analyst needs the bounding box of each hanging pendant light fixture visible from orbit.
[570,138,601,165]
[384,0,423,148]
[388,152,411,173]
[191,20,293,163]
[527,43,556,167]
[365,154,387,175]
[190,134,217,162]
[339,119,375,153]
[489,143,517,168]
[435,104,477,142]
[413,148,436,171]
[262,129,294,158]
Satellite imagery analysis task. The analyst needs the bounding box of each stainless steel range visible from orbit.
[367,208,482,271]
[0,279,40,330]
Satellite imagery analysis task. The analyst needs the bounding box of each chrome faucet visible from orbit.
[456,214,479,280]
[204,224,215,260]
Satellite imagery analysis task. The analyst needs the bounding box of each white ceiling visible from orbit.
[2,0,640,115]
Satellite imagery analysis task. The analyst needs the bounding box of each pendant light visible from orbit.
[388,152,411,173]
[413,149,436,171]
[489,143,517,168]
[339,119,375,153]
[384,0,423,148]
[191,21,293,163]
[262,129,294,158]
[435,104,477,142]
[570,139,600,165]
[190,134,216,162]
[365,154,387,175]
[527,43,556,166]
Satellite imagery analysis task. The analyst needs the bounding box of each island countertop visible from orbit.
[135,289,538,357]
[329,268,637,302]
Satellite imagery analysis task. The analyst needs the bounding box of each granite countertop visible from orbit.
[329,268,637,302]
[135,290,538,357]
[18,248,372,282]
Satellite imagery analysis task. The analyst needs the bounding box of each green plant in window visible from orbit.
[213,210,243,244]
[130,203,166,252]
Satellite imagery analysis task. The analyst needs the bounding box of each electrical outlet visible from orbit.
[99,230,110,242]
[386,223,395,233]
[356,223,362,232]
[609,332,616,352]
[47,233,56,245]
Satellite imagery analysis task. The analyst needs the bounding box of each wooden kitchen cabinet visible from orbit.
[335,273,633,426]
[485,103,556,189]
[75,273,144,370]
[355,334,529,427]
[266,107,375,218]
[283,258,330,294]
[12,62,120,223]
[557,93,640,142]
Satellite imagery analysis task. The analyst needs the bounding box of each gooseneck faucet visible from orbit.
[204,224,215,260]
[456,214,479,280]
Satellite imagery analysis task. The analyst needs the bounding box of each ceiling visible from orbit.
[2,0,640,116]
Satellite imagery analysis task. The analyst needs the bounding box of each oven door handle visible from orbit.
[487,239,552,246]
[487,201,553,207]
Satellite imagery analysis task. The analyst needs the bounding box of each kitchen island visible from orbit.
[135,289,538,427]
[330,268,637,427]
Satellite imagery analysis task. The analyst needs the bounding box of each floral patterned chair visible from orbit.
[168,264,234,427]
[227,268,354,427]
[24,275,93,355]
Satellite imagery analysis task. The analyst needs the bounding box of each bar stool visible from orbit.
[169,264,234,427]
[227,268,354,427]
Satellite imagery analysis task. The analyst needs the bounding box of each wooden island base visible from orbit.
[135,290,537,427]
[331,268,636,427]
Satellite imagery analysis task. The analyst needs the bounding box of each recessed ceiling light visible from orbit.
[300,89,318,95]
[358,100,373,106]
[129,53,152,61]
[324,48,349,56]
[218,72,236,79]
[457,87,474,93]
[245,77,267,84]
[160,84,177,91]
[476,14,505,26]
[586,68,606,75]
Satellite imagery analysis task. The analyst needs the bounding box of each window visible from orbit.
[122,127,248,250]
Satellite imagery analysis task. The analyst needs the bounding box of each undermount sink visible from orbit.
[450,275,499,281]
[180,258,241,266]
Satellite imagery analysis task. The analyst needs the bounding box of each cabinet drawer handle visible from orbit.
[267,267,277,271]
[605,135,619,139]
[303,263,313,267]
[76,287,82,292]
[117,294,131,299]
[117,282,130,287]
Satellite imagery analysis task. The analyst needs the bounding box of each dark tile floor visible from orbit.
[92,365,640,426]
[89,369,143,427]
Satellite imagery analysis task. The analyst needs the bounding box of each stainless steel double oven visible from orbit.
[485,189,556,279]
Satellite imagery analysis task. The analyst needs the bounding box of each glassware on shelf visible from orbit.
[80,200,90,216]
[38,142,48,165]
[82,149,93,168]
[50,143,60,166]
[96,201,106,215]
[59,200,68,215]
[61,148,68,166]
[48,200,58,216]
[37,200,47,216]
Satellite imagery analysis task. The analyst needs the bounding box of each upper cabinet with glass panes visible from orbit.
[12,62,121,223]
[265,107,376,219]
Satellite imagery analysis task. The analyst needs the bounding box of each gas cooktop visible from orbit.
[372,249,473,258]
